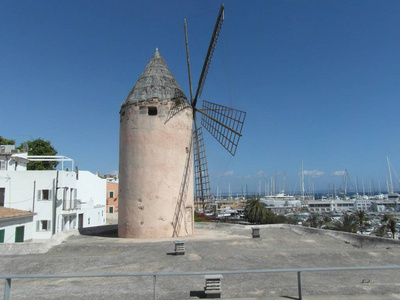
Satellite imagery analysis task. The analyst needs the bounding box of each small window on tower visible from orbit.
[148,107,157,116]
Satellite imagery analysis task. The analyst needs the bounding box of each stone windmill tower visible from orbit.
[119,49,194,238]
[119,5,246,239]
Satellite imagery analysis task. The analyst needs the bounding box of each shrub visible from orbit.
[194,212,212,222]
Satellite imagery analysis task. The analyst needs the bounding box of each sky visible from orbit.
[1,0,400,195]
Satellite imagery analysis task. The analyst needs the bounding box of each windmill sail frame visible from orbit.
[198,101,246,156]
[184,4,246,211]
[193,127,212,212]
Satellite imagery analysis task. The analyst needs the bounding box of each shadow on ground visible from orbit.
[78,224,118,238]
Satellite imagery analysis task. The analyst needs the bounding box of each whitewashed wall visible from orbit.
[0,168,106,242]
[76,171,107,228]
[0,215,35,243]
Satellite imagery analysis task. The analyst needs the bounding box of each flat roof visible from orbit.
[0,223,399,299]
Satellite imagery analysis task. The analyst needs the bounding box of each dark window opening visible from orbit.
[0,188,4,207]
[42,190,49,200]
[148,107,157,116]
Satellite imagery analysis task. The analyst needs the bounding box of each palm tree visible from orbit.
[244,197,268,224]
[306,215,319,228]
[326,213,360,233]
[323,215,332,224]
[355,210,366,228]
[378,214,398,239]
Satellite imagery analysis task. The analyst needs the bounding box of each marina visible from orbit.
[194,188,400,239]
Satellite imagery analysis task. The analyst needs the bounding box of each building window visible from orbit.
[0,161,6,170]
[148,107,157,116]
[109,206,114,213]
[36,220,51,231]
[0,229,4,243]
[38,189,52,201]
[109,191,114,198]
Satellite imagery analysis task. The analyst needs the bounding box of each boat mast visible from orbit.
[355,176,359,196]
[362,178,365,197]
[387,156,394,194]
[283,172,286,195]
[301,161,305,201]
[378,179,382,195]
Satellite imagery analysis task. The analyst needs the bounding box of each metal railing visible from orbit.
[1,265,400,300]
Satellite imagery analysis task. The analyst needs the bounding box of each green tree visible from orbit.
[377,215,398,239]
[326,213,360,233]
[355,210,367,228]
[19,138,58,170]
[263,210,281,224]
[322,215,332,224]
[244,197,268,224]
[285,217,299,225]
[0,136,15,145]
[307,214,319,228]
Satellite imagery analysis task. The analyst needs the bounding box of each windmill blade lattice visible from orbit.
[193,127,212,209]
[199,101,246,156]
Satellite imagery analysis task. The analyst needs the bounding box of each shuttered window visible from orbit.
[37,190,52,201]
[36,220,51,231]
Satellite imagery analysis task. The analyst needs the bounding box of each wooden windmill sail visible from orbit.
[184,5,246,211]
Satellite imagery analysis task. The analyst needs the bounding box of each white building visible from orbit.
[354,198,374,211]
[307,199,354,213]
[0,207,35,243]
[0,145,106,243]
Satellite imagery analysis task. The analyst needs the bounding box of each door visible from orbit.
[0,229,4,243]
[15,226,24,243]
[78,213,83,229]
[0,188,5,206]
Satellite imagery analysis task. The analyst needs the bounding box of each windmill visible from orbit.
[184,5,246,211]
[118,4,245,239]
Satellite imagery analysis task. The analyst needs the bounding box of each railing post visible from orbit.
[153,275,157,300]
[4,278,11,300]
[297,271,302,300]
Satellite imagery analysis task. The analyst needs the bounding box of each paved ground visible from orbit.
[1,223,400,299]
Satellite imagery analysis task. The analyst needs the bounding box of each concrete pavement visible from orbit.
[0,223,400,299]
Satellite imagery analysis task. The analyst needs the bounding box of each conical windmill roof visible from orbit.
[123,49,189,105]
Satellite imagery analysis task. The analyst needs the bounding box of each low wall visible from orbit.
[288,224,400,247]
[0,224,118,256]
[78,224,117,235]
[231,223,400,247]
[0,230,79,256]
[106,212,118,221]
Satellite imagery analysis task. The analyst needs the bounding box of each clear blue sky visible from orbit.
[1,0,400,195]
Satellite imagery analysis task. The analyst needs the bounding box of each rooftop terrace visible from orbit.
[0,223,400,299]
